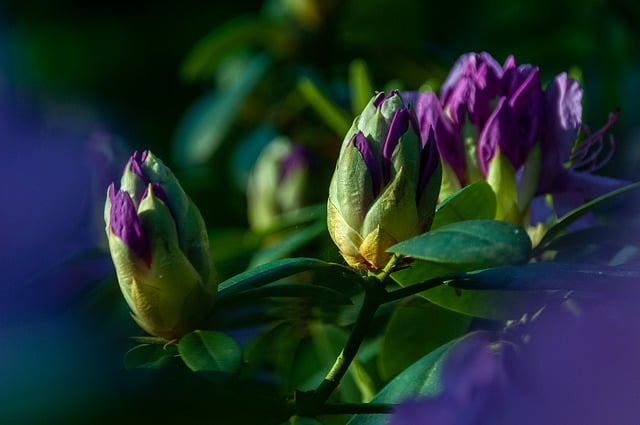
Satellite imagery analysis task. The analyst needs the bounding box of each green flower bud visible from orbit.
[328,91,442,271]
[105,151,215,339]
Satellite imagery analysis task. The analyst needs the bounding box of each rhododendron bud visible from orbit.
[105,151,216,339]
[328,91,441,271]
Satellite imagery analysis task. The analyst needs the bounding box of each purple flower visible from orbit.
[391,298,640,425]
[532,73,625,221]
[477,61,543,175]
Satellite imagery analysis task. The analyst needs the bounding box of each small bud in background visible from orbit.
[247,137,312,232]
[105,151,216,339]
[328,91,442,271]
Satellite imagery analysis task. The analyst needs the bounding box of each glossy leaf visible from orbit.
[218,257,361,298]
[431,181,496,230]
[389,220,534,319]
[389,219,531,267]
[178,330,243,374]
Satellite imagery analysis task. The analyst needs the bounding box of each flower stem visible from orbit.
[313,278,386,404]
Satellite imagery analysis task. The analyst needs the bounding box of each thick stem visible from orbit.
[382,275,450,304]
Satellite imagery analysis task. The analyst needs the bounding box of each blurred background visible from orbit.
[1,0,639,423]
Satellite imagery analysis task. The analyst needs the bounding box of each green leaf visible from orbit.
[178,330,243,374]
[449,262,640,293]
[415,284,549,320]
[378,298,471,381]
[347,332,490,425]
[535,181,640,254]
[124,344,176,370]
[221,282,353,306]
[389,220,534,319]
[349,59,375,115]
[298,77,351,137]
[217,257,361,298]
[389,219,531,268]
[173,53,271,166]
[431,181,496,230]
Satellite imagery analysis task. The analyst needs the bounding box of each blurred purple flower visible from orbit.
[0,105,126,322]
[391,298,640,425]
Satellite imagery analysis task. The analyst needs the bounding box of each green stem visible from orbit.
[382,275,451,304]
[314,279,386,404]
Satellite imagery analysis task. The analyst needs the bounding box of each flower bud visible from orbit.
[328,91,442,271]
[247,137,311,232]
[104,151,216,339]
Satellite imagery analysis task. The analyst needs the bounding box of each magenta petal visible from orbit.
[109,184,149,261]
[353,131,382,197]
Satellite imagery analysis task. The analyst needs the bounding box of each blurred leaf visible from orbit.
[178,330,243,374]
[347,332,490,425]
[250,220,327,267]
[218,257,361,298]
[173,53,271,166]
[378,299,471,381]
[349,59,375,115]
[298,77,351,137]
[181,16,285,81]
[124,344,176,370]
[431,181,497,230]
[389,220,531,269]
[221,282,353,306]
[535,181,640,254]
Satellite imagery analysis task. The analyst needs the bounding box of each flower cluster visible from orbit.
[405,52,623,224]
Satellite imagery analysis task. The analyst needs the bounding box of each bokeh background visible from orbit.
[1,0,639,423]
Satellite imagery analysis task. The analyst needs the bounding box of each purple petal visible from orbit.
[478,97,511,175]
[108,184,149,262]
[408,91,466,184]
[128,150,149,183]
[382,108,411,182]
[372,91,387,109]
[417,127,441,199]
[352,131,382,197]
[538,73,583,194]
[441,52,503,127]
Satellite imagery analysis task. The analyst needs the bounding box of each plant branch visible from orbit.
[313,278,386,404]
[382,275,451,303]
